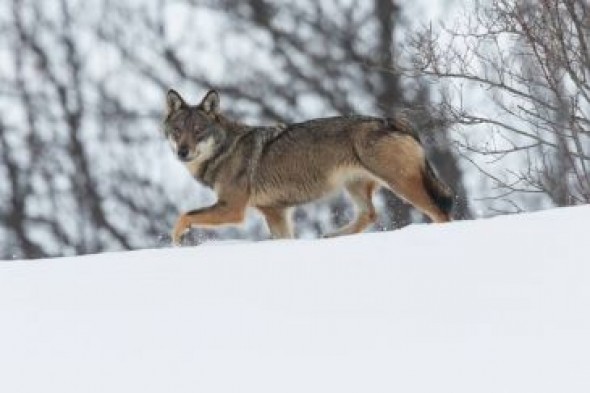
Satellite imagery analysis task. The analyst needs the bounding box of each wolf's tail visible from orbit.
[422,160,454,217]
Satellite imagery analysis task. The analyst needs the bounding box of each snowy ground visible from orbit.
[1,206,589,393]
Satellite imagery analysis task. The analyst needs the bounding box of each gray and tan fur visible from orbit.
[164,89,453,245]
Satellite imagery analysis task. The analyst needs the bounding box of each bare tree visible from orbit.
[0,0,176,258]
[407,0,590,213]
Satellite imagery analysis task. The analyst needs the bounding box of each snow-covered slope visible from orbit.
[1,207,589,393]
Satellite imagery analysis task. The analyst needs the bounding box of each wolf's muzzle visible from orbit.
[178,145,189,160]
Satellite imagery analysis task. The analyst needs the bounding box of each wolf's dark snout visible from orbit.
[178,145,189,160]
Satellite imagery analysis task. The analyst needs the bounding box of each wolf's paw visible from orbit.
[171,230,189,247]
[170,230,183,247]
[171,216,190,246]
[171,234,182,247]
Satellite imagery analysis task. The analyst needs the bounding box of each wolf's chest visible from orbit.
[184,159,204,177]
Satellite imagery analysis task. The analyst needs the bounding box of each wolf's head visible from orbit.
[163,89,224,163]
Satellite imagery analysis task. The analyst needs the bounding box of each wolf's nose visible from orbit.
[178,146,189,160]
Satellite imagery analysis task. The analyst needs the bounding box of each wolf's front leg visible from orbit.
[257,206,294,239]
[172,201,246,246]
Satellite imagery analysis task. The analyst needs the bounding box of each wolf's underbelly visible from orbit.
[249,165,378,207]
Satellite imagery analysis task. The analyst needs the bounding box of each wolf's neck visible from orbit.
[216,114,249,134]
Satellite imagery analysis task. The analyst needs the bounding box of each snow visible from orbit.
[1,206,589,393]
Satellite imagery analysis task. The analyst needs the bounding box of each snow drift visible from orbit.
[1,206,589,393]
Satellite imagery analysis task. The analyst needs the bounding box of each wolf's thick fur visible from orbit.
[164,89,453,245]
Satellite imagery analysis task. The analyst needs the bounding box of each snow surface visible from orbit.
[1,206,590,393]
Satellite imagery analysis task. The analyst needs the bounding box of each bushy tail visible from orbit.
[423,160,454,217]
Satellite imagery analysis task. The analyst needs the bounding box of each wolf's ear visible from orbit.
[200,89,220,115]
[166,89,185,114]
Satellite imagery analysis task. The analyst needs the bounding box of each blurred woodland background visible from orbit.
[0,0,588,258]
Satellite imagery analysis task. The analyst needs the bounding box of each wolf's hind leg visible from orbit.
[355,133,450,224]
[325,179,377,238]
[258,206,294,239]
[384,174,450,223]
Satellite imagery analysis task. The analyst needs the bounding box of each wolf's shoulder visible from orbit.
[250,122,288,142]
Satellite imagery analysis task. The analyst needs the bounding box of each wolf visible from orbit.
[163,89,453,245]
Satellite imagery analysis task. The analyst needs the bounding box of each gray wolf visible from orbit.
[163,89,453,245]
